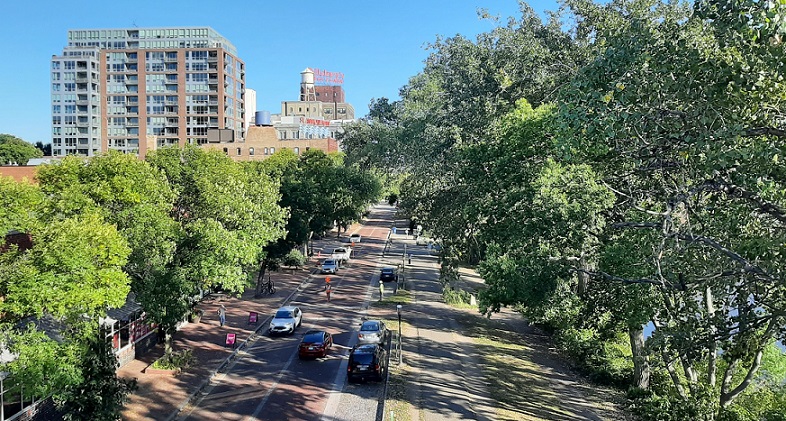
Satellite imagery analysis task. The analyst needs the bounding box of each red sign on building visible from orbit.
[312,68,344,85]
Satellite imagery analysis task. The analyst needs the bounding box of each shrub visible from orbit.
[443,285,472,305]
[282,249,306,268]
[151,349,195,370]
[387,193,398,205]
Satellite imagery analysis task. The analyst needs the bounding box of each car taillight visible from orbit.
[375,364,380,370]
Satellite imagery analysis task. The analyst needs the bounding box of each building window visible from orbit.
[249,147,255,155]
[270,147,275,154]
[264,147,269,155]
[294,147,299,154]
[223,148,228,154]
[237,148,241,156]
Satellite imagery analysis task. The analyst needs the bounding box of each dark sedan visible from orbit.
[379,267,398,282]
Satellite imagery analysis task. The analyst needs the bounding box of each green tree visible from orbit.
[0,134,43,165]
[0,176,132,402]
[146,145,286,352]
[58,326,137,421]
[557,0,786,414]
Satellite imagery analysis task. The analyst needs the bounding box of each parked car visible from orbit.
[331,247,352,263]
[379,267,398,282]
[349,233,362,244]
[358,320,390,345]
[321,259,339,274]
[347,344,387,382]
[268,306,302,335]
[298,330,333,359]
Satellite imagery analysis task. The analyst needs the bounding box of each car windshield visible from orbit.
[303,332,324,343]
[361,322,379,331]
[275,310,293,318]
[381,268,394,274]
[352,353,374,364]
[323,260,335,265]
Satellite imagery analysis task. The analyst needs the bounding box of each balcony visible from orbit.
[126,121,139,127]
[76,100,89,106]
[76,121,91,127]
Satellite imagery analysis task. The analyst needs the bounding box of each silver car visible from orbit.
[357,320,390,345]
[321,259,339,274]
[269,306,302,335]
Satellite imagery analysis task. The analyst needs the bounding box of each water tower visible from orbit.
[300,68,316,102]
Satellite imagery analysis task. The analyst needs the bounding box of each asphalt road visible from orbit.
[177,206,396,421]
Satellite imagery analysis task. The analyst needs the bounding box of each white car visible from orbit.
[269,306,302,335]
[321,259,339,274]
[349,233,362,244]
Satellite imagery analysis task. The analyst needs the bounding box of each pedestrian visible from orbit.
[379,280,384,302]
[218,304,226,327]
[326,284,332,302]
[408,254,412,265]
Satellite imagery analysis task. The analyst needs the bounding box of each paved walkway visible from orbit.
[390,231,626,421]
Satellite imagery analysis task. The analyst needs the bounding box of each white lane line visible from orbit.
[244,338,301,421]
[322,242,380,420]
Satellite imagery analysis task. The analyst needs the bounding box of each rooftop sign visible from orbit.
[313,68,344,85]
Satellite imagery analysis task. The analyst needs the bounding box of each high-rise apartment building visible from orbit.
[51,27,245,157]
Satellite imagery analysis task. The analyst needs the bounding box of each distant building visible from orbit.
[245,88,257,136]
[50,27,246,159]
[269,68,354,151]
[208,125,339,161]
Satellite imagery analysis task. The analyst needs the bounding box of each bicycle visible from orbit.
[262,274,276,295]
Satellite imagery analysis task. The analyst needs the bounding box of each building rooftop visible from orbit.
[66,26,237,55]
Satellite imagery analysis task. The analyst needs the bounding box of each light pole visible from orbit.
[396,304,402,365]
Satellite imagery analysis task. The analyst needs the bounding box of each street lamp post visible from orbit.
[396,304,402,365]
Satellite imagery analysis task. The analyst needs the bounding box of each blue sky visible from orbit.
[0,0,556,145]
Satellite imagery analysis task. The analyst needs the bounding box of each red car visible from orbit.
[298,330,333,359]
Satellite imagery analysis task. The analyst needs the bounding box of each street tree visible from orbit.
[146,145,286,352]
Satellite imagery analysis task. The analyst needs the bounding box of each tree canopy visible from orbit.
[0,134,43,165]
[341,0,786,417]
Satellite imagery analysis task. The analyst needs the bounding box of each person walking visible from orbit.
[218,304,226,327]
[326,283,332,302]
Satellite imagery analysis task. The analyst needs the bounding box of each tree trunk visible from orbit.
[705,286,717,388]
[663,350,687,399]
[629,326,650,389]
[164,330,173,356]
[254,259,268,297]
[577,256,593,297]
